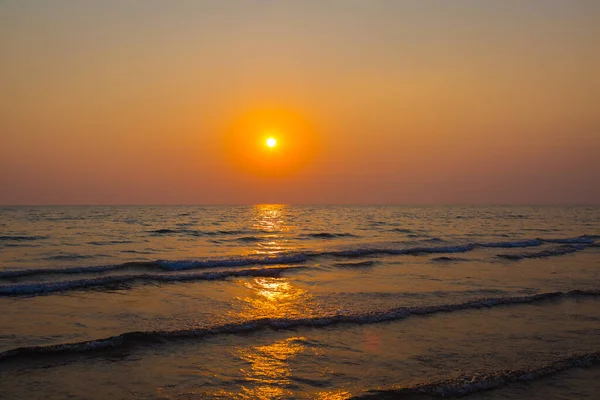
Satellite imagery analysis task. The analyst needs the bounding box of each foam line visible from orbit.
[0,235,595,280]
[497,245,584,260]
[1,289,598,363]
[0,266,304,296]
[353,351,600,398]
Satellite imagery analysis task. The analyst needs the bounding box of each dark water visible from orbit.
[1,205,599,399]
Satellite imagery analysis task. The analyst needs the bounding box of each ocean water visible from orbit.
[0,205,599,399]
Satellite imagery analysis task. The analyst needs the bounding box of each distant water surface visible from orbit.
[0,205,599,399]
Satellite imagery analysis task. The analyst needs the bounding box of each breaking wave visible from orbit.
[322,244,476,258]
[1,289,598,362]
[546,237,597,244]
[480,239,544,248]
[0,235,595,280]
[353,351,600,398]
[156,254,308,271]
[0,266,304,296]
[0,263,157,279]
[497,245,585,260]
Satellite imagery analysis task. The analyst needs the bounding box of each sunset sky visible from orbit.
[1,0,599,205]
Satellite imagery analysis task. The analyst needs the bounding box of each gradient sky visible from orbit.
[1,0,599,205]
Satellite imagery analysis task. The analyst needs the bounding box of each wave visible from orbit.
[150,229,178,234]
[323,244,477,258]
[431,256,470,262]
[232,236,264,243]
[1,289,598,362]
[0,235,47,242]
[389,228,414,234]
[120,249,154,254]
[332,261,378,268]
[1,235,596,280]
[352,351,600,398]
[157,254,308,271]
[45,253,100,261]
[87,240,134,246]
[2,242,39,248]
[149,228,248,236]
[0,262,158,279]
[480,239,544,248]
[207,229,249,236]
[497,245,585,260]
[422,237,444,242]
[303,232,358,239]
[0,255,307,279]
[0,266,304,296]
[336,289,510,299]
[504,214,529,219]
[545,237,597,244]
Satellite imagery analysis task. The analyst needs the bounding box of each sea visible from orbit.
[0,205,599,399]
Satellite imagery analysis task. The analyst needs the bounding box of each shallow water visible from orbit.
[1,205,599,399]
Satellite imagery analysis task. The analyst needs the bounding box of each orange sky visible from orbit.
[1,1,599,204]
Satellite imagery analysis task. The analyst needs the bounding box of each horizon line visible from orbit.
[1,203,599,207]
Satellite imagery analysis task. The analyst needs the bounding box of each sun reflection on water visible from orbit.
[238,336,306,399]
[314,391,353,400]
[235,336,351,400]
[215,205,350,399]
[250,204,295,255]
[252,204,287,233]
[240,277,312,319]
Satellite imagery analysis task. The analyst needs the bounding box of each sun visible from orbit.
[223,107,319,177]
[266,137,277,148]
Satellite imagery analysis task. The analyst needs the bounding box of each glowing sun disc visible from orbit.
[266,137,277,148]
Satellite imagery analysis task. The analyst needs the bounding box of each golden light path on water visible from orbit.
[224,271,349,398]
[236,337,352,400]
[241,277,310,319]
[239,337,309,399]
[242,204,312,319]
[250,204,294,255]
[193,205,365,398]
[223,204,350,398]
[214,334,351,399]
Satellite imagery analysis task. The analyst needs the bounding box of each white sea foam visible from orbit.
[497,245,585,260]
[354,351,600,398]
[0,235,595,280]
[0,266,304,296]
[156,254,308,271]
[1,289,597,361]
[479,239,544,248]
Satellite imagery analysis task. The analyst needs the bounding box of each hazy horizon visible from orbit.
[2,0,599,205]
[1,203,599,207]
